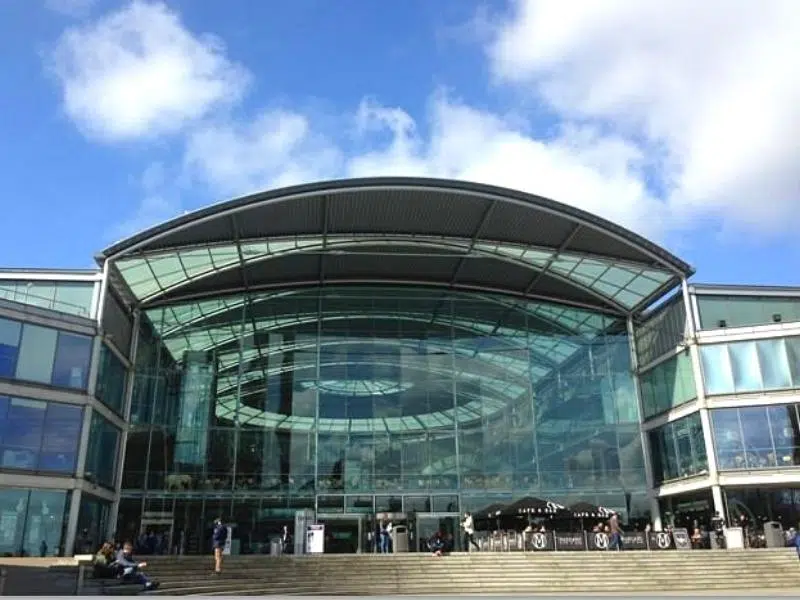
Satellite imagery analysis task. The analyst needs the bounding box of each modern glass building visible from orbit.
[1,177,798,556]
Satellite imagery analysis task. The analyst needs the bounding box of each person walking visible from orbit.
[461,512,480,552]
[608,512,623,551]
[212,518,228,574]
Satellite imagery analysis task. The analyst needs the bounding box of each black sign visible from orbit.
[526,531,555,551]
[647,530,674,550]
[554,531,586,551]
[672,527,691,550]
[586,531,610,551]
[621,531,647,550]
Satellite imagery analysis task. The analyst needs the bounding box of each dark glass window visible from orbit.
[52,332,93,389]
[0,396,82,474]
[85,413,120,488]
[96,344,127,413]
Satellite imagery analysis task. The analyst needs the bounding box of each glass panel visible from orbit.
[699,345,734,396]
[39,403,83,473]
[85,413,120,488]
[53,283,96,318]
[697,295,800,330]
[15,324,58,384]
[75,495,111,553]
[787,337,800,387]
[0,488,70,557]
[0,397,46,470]
[767,405,800,468]
[649,413,707,484]
[0,317,21,377]
[757,339,793,390]
[124,286,648,550]
[0,488,30,556]
[640,352,696,419]
[727,341,762,394]
[97,345,127,413]
[711,408,744,470]
[739,406,775,469]
[25,489,69,557]
[51,332,93,390]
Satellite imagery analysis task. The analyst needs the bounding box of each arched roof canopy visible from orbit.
[99,177,693,317]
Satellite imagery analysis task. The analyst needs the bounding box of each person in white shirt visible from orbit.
[461,512,479,551]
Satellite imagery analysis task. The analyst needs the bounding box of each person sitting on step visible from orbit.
[92,542,120,579]
[115,541,159,591]
[428,531,446,557]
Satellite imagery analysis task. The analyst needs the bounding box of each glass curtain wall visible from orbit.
[119,286,646,553]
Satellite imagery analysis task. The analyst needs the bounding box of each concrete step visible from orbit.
[136,550,800,595]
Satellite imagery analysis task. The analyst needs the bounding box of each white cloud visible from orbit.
[184,111,344,198]
[50,0,250,141]
[487,0,800,233]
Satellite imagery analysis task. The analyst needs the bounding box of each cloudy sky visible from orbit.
[2,0,799,285]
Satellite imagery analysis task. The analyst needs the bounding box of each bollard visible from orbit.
[0,567,7,596]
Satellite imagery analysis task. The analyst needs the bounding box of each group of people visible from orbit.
[92,541,160,591]
[90,517,230,591]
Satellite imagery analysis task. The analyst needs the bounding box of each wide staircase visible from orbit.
[141,550,800,595]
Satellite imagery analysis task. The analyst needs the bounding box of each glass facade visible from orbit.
[0,396,83,474]
[75,494,111,553]
[697,294,800,330]
[635,296,687,368]
[117,286,647,551]
[711,403,800,470]
[699,337,800,396]
[648,412,708,485]
[0,280,96,318]
[85,413,121,488]
[639,352,697,419]
[0,488,70,556]
[0,316,93,390]
[96,344,127,414]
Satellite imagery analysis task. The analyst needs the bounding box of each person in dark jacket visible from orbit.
[115,541,158,590]
[212,518,228,574]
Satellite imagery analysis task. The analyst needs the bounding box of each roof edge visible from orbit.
[97,177,694,277]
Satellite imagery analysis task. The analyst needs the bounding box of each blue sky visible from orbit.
[1,0,799,286]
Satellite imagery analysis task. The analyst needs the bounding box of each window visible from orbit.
[0,318,21,377]
[0,396,83,474]
[697,295,800,330]
[0,488,70,557]
[712,404,800,471]
[700,337,800,396]
[648,412,708,485]
[85,413,120,488]
[0,280,95,318]
[52,333,93,389]
[639,352,697,419]
[96,344,127,413]
[0,316,93,391]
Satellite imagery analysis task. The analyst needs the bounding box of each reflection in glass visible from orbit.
[0,316,92,391]
[122,286,647,549]
[0,396,83,474]
[639,353,696,418]
[701,337,800,396]
[712,404,800,471]
[0,488,69,556]
[648,412,707,484]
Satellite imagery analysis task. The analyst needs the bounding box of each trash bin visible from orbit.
[763,521,784,548]
[392,525,409,553]
[270,538,283,556]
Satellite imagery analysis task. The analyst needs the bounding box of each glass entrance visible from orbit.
[415,513,461,553]
[316,514,364,554]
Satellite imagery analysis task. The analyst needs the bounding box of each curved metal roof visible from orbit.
[100,177,692,315]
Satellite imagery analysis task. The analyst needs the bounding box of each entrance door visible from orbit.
[415,513,461,553]
[140,512,174,555]
[316,514,364,554]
